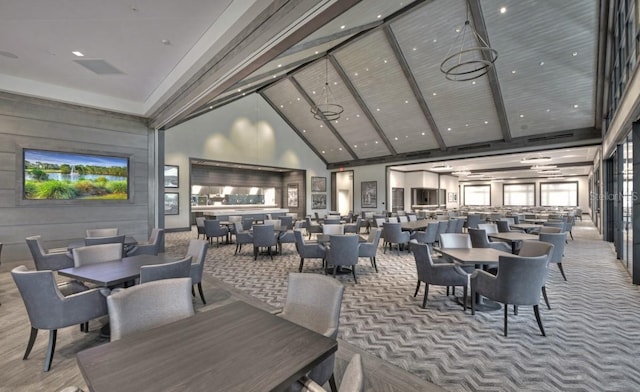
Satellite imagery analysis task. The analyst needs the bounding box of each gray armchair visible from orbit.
[538,226,562,233]
[518,240,555,310]
[496,220,524,233]
[186,239,208,304]
[468,228,512,253]
[234,222,253,255]
[382,222,409,255]
[84,234,126,246]
[294,229,325,272]
[305,217,323,239]
[539,232,568,281]
[253,224,278,260]
[471,253,550,336]
[325,235,360,283]
[410,241,468,310]
[411,222,439,248]
[358,228,382,272]
[126,228,164,256]
[466,214,483,229]
[298,354,364,392]
[26,236,87,296]
[107,277,194,341]
[86,228,118,237]
[139,256,192,284]
[344,217,362,234]
[280,273,345,392]
[72,243,123,267]
[11,266,108,371]
[204,219,228,247]
[434,221,449,246]
[195,216,206,239]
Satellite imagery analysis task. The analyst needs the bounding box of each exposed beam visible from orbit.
[326,127,601,169]
[383,25,447,151]
[260,91,329,166]
[468,0,512,143]
[327,54,397,155]
[289,76,359,160]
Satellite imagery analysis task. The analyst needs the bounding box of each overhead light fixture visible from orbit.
[72,51,84,57]
[310,56,343,121]
[440,0,498,81]
[431,164,453,171]
[539,170,562,175]
[466,173,486,178]
[530,165,557,170]
[451,170,471,176]
[520,156,552,164]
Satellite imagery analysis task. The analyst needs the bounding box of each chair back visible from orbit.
[280,215,294,230]
[518,240,554,261]
[72,243,123,267]
[253,224,277,247]
[327,235,359,267]
[439,233,472,248]
[446,219,458,233]
[324,218,340,225]
[423,222,439,244]
[25,235,73,271]
[186,239,208,284]
[538,232,566,264]
[242,217,255,230]
[107,278,194,341]
[495,220,511,233]
[195,217,206,233]
[84,234,126,246]
[436,221,449,238]
[86,228,118,237]
[263,219,281,227]
[323,224,344,235]
[466,214,482,229]
[543,221,565,231]
[408,214,417,222]
[468,228,491,248]
[455,218,466,233]
[495,254,549,305]
[374,218,386,228]
[204,219,227,236]
[387,216,399,223]
[139,256,192,284]
[539,226,562,233]
[477,223,498,234]
[398,215,408,223]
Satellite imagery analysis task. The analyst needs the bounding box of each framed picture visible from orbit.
[448,192,457,202]
[361,181,377,208]
[287,183,298,207]
[312,193,327,209]
[311,176,327,192]
[164,192,179,215]
[164,165,179,188]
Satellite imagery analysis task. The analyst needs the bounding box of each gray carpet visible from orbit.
[165,220,640,392]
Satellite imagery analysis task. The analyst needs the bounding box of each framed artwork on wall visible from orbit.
[448,192,457,202]
[164,165,179,188]
[361,181,377,208]
[164,192,179,215]
[312,193,327,209]
[287,183,299,207]
[311,176,327,192]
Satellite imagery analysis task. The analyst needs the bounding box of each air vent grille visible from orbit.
[527,133,573,142]
[73,59,124,75]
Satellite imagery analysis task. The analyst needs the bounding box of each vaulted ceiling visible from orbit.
[0,0,605,174]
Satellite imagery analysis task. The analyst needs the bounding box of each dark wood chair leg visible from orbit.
[253,246,258,260]
[414,281,421,297]
[461,285,467,311]
[332,265,337,278]
[197,282,206,304]
[534,304,546,336]
[542,286,551,309]
[352,266,358,284]
[328,373,338,392]
[471,288,476,315]
[191,286,196,297]
[422,283,429,308]
[44,329,57,372]
[557,263,567,281]
[514,305,518,315]
[298,258,304,272]
[446,286,450,296]
[503,306,508,337]
[23,327,38,360]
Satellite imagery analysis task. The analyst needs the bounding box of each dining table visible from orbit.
[487,232,539,253]
[510,223,543,233]
[400,219,436,232]
[76,301,338,392]
[67,235,138,251]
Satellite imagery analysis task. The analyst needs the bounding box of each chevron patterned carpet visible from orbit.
[165,220,640,392]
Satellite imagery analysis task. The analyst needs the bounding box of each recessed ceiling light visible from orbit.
[375,141,378,144]
[520,156,552,164]
[472,81,476,85]
[376,108,380,112]
[539,61,545,66]
[447,127,452,131]
[546,109,551,112]
[383,59,388,63]
[72,51,84,57]
[340,25,346,29]
[433,39,437,43]
[519,114,524,118]
[161,39,171,46]
[412,47,417,51]
[511,70,516,74]
[279,104,283,108]
[315,51,319,54]
[572,52,578,56]
[312,90,316,94]
[431,164,453,171]
[421,132,425,135]
[405,100,409,104]
[277,64,282,68]
[377,14,382,18]
[465,123,469,127]
[322,150,326,154]
[356,114,360,117]
[354,72,358,76]
[394,137,398,140]
[500,7,507,13]
[484,120,488,124]
[302,129,306,133]
[456,28,461,33]
[452,170,471,176]
[209,106,213,110]
[573,104,579,108]
[338,147,342,151]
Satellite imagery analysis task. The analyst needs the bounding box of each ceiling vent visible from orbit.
[456,143,492,151]
[527,133,573,142]
[73,59,124,75]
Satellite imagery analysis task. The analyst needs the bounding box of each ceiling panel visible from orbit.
[334,29,441,153]
[391,0,504,147]
[482,0,598,138]
[262,78,352,163]
[293,59,391,159]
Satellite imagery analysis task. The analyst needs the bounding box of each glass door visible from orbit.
[623,133,633,275]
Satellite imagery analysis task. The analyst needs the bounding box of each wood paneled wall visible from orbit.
[0,92,152,262]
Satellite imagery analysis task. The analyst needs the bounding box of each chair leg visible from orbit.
[461,285,467,311]
[254,246,258,260]
[542,286,551,309]
[414,281,421,297]
[370,257,378,272]
[298,257,304,273]
[534,304,546,336]
[569,231,574,240]
[332,266,337,278]
[446,286,450,296]
[268,246,273,260]
[557,263,567,281]
[514,305,518,315]
[471,288,476,315]
[235,243,239,255]
[503,306,508,337]
[422,283,429,308]
[192,286,196,297]
[44,329,57,372]
[23,327,38,360]
[328,373,338,392]
[352,265,358,284]
[197,282,206,304]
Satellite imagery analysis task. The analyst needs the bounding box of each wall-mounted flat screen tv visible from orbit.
[23,148,129,200]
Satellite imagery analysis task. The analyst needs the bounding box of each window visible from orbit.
[503,183,535,206]
[464,185,490,206]
[540,182,578,207]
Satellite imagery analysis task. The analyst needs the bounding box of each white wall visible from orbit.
[388,170,458,210]
[439,175,460,209]
[164,94,329,229]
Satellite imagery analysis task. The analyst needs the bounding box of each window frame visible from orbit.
[539,181,579,207]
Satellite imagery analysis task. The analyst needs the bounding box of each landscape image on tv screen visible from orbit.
[23,149,129,200]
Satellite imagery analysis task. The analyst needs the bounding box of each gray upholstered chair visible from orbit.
[25,236,87,295]
[470,253,550,336]
[410,241,468,309]
[324,217,341,225]
[11,266,108,371]
[466,214,483,229]
[84,234,126,246]
[234,222,253,255]
[195,217,206,239]
[382,222,409,255]
[323,224,345,235]
[107,277,194,341]
[358,228,382,272]
[278,223,297,255]
[539,232,568,281]
[496,220,524,233]
[517,240,555,310]
[253,224,278,260]
[439,233,472,249]
[538,226,562,233]
[72,243,123,267]
[344,217,361,234]
[294,229,326,272]
[86,228,118,237]
[126,228,164,256]
[139,256,192,284]
[186,239,208,304]
[543,221,565,232]
[477,223,498,234]
[468,228,511,253]
[280,215,294,230]
[434,221,449,245]
[446,219,458,233]
[305,217,323,239]
[398,215,408,223]
[298,354,364,392]
[326,235,360,283]
[204,219,228,247]
[242,217,255,231]
[280,273,345,392]
[564,215,575,240]
[411,222,439,247]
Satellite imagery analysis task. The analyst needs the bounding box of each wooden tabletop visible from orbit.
[488,232,539,242]
[400,220,437,231]
[316,234,367,244]
[433,247,512,265]
[67,235,138,250]
[58,254,177,287]
[76,301,337,392]
[510,223,543,232]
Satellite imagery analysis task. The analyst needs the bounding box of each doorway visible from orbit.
[332,171,353,216]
